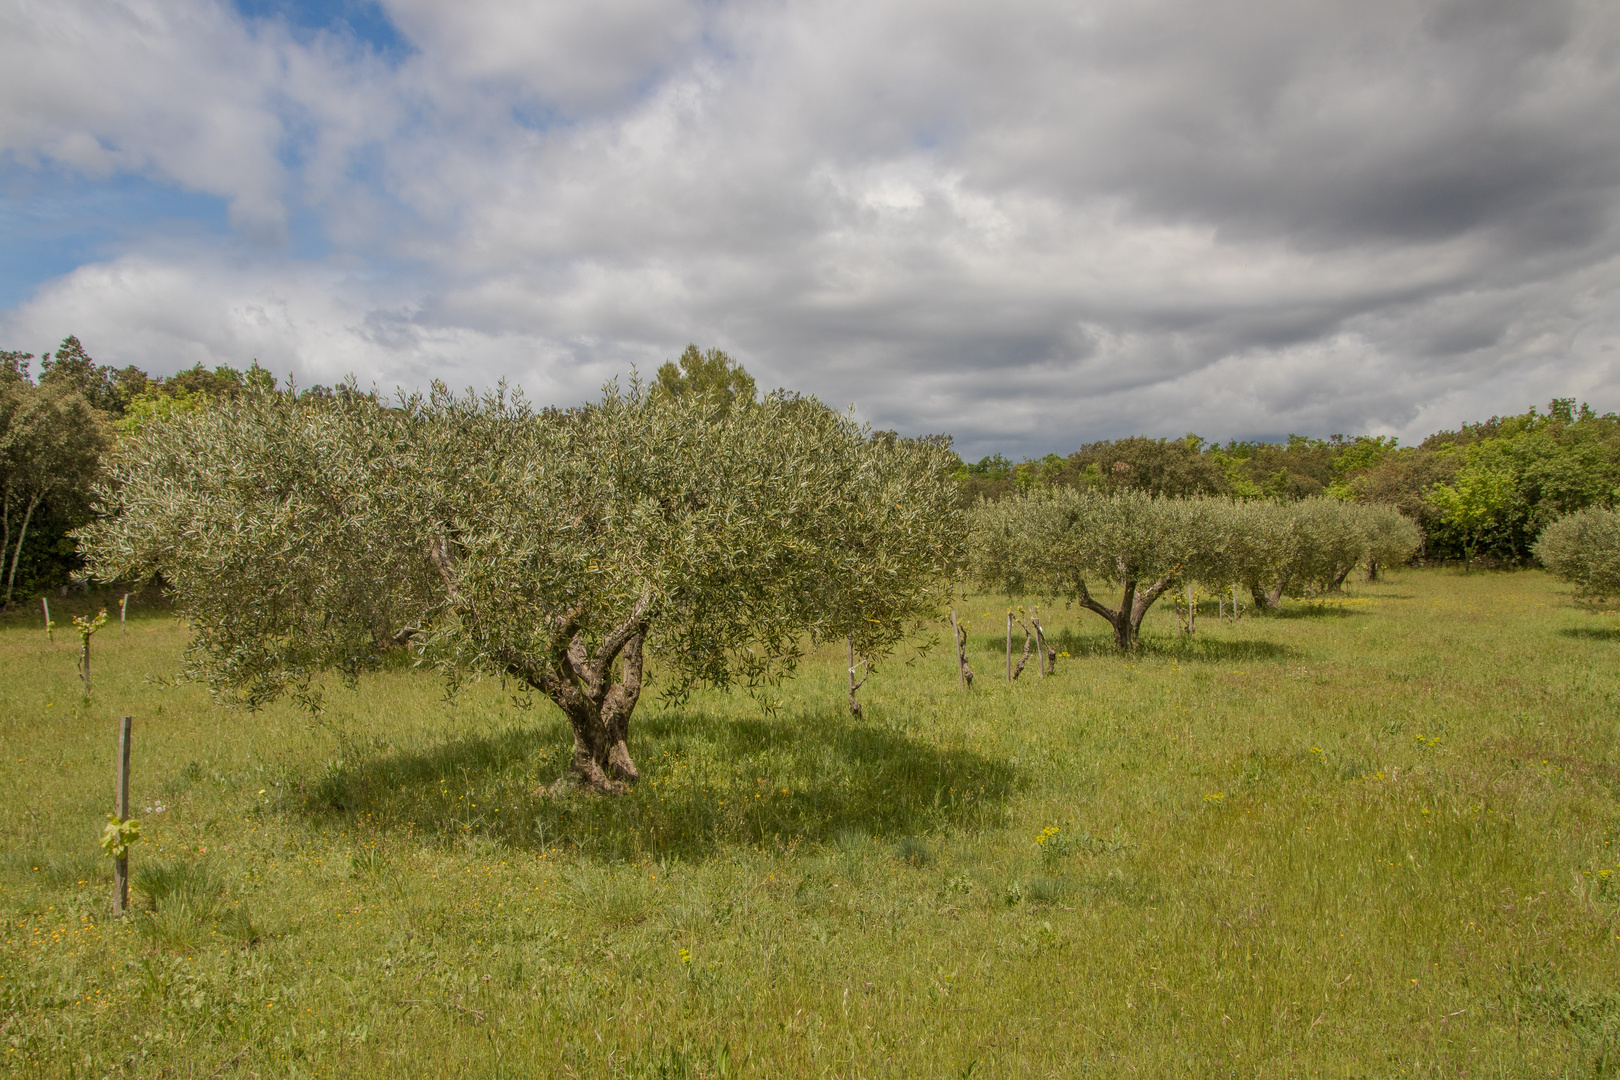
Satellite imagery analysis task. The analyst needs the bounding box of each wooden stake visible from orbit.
[950,610,964,691]
[949,610,973,690]
[115,717,131,916]
[1006,610,1013,683]
[1187,581,1196,635]
[1032,610,1044,679]
[42,597,52,643]
[1030,610,1057,676]
[120,593,129,636]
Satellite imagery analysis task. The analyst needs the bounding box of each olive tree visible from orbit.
[1360,504,1423,581]
[1209,498,1381,608]
[969,488,1193,650]
[1534,507,1620,601]
[1207,499,1298,611]
[81,381,961,794]
[1290,498,1373,594]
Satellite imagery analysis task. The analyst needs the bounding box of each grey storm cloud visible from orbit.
[3,0,1619,459]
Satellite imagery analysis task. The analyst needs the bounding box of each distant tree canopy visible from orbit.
[1,322,1612,603]
[0,336,283,600]
[654,345,757,412]
[954,399,1620,566]
[0,354,109,605]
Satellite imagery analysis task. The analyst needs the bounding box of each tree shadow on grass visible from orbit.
[296,705,1020,862]
[1558,626,1620,643]
[1040,627,1295,664]
[1270,602,1358,619]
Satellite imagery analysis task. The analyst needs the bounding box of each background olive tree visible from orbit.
[969,488,1195,650]
[1534,507,1620,601]
[81,378,961,794]
[1360,503,1423,581]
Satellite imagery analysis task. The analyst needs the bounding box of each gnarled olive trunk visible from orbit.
[1075,569,1178,651]
[542,628,647,794]
[431,539,652,795]
[1250,576,1287,611]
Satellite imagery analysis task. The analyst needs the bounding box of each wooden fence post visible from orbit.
[1032,610,1044,679]
[115,717,131,916]
[120,593,129,636]
[950,610,963,691]
[1005,611,1013,683]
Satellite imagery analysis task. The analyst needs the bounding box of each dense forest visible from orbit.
[2,334,1615,604]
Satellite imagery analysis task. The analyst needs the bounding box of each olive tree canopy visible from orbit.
[1534,507,1620,601]
[1359,504,1423,581]
[81,380,961,793]
[969,488,1195,650]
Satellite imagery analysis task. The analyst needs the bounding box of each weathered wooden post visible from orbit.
[1187,582,1196,635]
[120,593,129,636]
[114,717,131,915]
[1032,610,1044,680]
[1005,610,1013,683]
[1030,611,1056,676]
[949,610,973,690]
[950,610,965,691]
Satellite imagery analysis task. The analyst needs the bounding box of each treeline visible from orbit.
[954,397,1620,566]
[0,336,292,603]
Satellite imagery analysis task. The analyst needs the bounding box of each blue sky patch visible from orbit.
[232,0,412,61]
[0,166,233,314]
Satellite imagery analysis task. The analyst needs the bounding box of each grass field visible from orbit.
[3,569,1620,1078]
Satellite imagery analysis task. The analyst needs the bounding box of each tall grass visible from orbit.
[2,570,1618,1077]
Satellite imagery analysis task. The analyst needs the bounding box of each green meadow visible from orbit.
[3,569,1619,1078]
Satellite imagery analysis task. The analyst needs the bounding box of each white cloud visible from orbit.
[4,0,1620,457]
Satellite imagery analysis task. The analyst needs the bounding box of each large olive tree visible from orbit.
[81,380,961,793]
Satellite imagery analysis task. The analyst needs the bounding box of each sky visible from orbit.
[3,0,1619,460]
